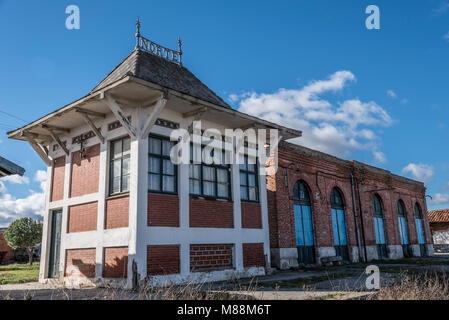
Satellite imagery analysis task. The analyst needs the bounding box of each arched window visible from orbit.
[293,180,311,204]
[330,188,348,261]
[397,200,410,257]
[414,203,426,256]
[330,188,344,209]
[292,181,315,264]
[373,194,387,259]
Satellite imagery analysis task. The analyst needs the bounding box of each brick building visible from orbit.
[267,142,433,269]
[6,25,434,287]
[428,209,449,253]
[0,228,15,263]
[7,25,299,287]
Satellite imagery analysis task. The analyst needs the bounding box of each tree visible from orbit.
[4,218,42,265]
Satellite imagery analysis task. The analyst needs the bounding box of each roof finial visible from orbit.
[178,36,183,67]
[135,18,141,49]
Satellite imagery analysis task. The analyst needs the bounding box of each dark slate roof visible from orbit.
[0,156,25,177]
[91,49,231,109]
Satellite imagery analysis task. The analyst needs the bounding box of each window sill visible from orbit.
[241,200,260,204]
[148,191,179,196]
[190,195,233,202]
[106,192,130,200]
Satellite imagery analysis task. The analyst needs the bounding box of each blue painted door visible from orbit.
[415,218,426,257]
[374,217,387,259]
[398,216,410,257]
[331,208,349,261]
[294,204,315,264]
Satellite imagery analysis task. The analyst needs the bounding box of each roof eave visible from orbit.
[8,75,302,143]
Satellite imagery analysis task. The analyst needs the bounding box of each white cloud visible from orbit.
[402,163,434,182]
[373,151,387,164]
[387,90,397,98]
[429,193,449,206]
[233,70,391,161]
[434,1,449,15]
[0,170,45,227]
[0,174,29,184]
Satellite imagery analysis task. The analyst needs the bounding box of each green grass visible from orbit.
[0,263,40,285]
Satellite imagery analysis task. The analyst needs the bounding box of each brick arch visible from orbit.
[325,182,358,247]
[287,173,322,249]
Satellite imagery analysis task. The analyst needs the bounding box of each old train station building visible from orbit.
[7,23,433,287]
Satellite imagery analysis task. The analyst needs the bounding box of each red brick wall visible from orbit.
[147,245,180,276]
[148,193,179,227]
[241,202,262,229]
[103,247,128,278]
[51,156,65,202]
[190,244,234,272]
[70,144,100,198]
[268,143,430,257]
[68,202,98,233]
[243,243,265,268]
[105,195,129,229]
[190,198,234,228]
[0,233,15,263]
[65,248,96,278]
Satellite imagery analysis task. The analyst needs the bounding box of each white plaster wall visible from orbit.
[433,230,449,244]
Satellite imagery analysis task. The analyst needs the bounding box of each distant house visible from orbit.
[0,156,25,263]
[429,209,449,253]
[0,228,15,263]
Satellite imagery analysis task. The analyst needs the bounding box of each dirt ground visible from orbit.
[1,254,448,300]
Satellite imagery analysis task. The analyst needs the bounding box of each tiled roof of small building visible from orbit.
[91,49,231,109]
[428,209,449,223]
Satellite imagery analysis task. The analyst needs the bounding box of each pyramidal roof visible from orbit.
[91,48,231,109]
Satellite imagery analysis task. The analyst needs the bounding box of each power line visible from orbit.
[0,109,29,124]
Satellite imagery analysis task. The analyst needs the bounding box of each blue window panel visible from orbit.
[294,205,314,246]
[331,209,339,245]
[398,217,408,245]
[332,209,348,246]
[374,217,386,245]
[302,206,314,246]
[416,219,425,244]
[294,205,304,246]
[337,209,347,245]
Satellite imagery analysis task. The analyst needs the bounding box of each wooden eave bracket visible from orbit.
[104,93,137,139]
[21,131,52,166]
[42,125,70,156]
[76,110,106,144]
[141,93,169,139]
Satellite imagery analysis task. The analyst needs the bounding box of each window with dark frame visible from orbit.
[189,144,231,200]
[148,135,177,194]
[240,155,259,202]
[109,136,131,195]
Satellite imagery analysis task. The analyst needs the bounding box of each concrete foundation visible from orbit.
[426,244,435,256]
[387,245,403,259]
[271,248,298,270]
[349,246,360,263]
[316,247,336,264]
[365,245,378,261]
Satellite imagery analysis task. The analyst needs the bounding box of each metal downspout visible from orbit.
[350,172,364,262]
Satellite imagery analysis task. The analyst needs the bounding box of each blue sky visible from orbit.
[1,0,449,226]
